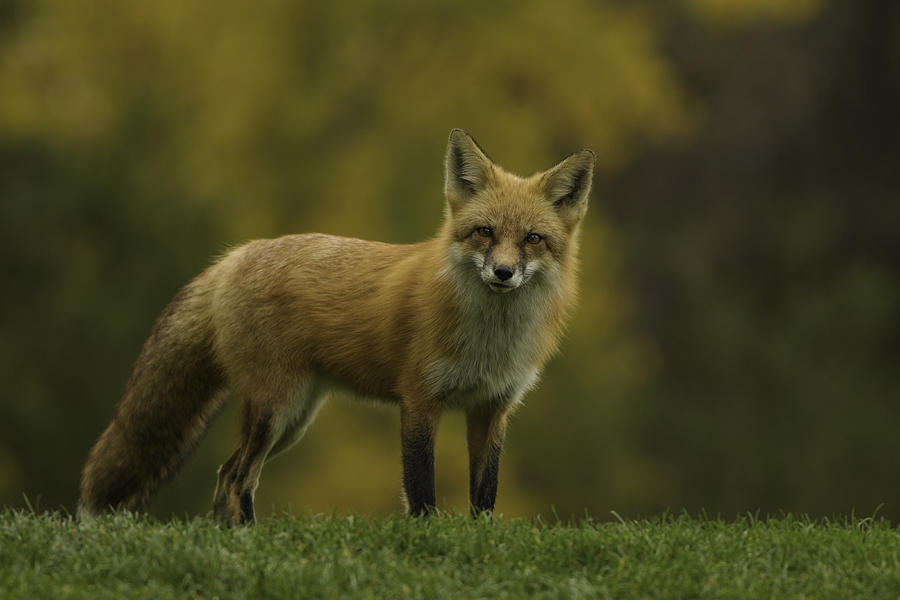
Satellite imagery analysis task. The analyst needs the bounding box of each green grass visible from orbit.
[1,510,899,599]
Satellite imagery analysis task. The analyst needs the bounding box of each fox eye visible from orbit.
[476,226,493,238]
[526,233,543,244]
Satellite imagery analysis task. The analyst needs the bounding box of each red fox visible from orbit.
[79,129,594,524]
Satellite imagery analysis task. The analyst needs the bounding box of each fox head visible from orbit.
[442,128,594,294]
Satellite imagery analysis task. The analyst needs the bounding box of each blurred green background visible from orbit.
[2,0,898,520]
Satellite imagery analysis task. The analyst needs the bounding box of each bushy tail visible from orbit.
[79,280,225,517]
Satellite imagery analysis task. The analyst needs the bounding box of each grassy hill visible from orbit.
[1,510,898,598]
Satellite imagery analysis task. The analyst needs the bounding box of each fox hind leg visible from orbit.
[266,387,327,461]
[214,377,325,525]
[224,405,275,525]
[212,447,240,522]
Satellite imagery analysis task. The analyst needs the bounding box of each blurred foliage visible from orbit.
[1,0,898,520]
[684,0,823,28]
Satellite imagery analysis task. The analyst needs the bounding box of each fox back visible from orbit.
[79,129,594,523]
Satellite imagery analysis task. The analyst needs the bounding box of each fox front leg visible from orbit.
[400,403,440,516]
[466,404,509,516]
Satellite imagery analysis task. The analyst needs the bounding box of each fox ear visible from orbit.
[542,149,594,225]
[444,129,494,211]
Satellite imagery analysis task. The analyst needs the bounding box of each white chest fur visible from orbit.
[425,282,550,408]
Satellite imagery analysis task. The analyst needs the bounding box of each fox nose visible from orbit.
[494,265,514,281]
